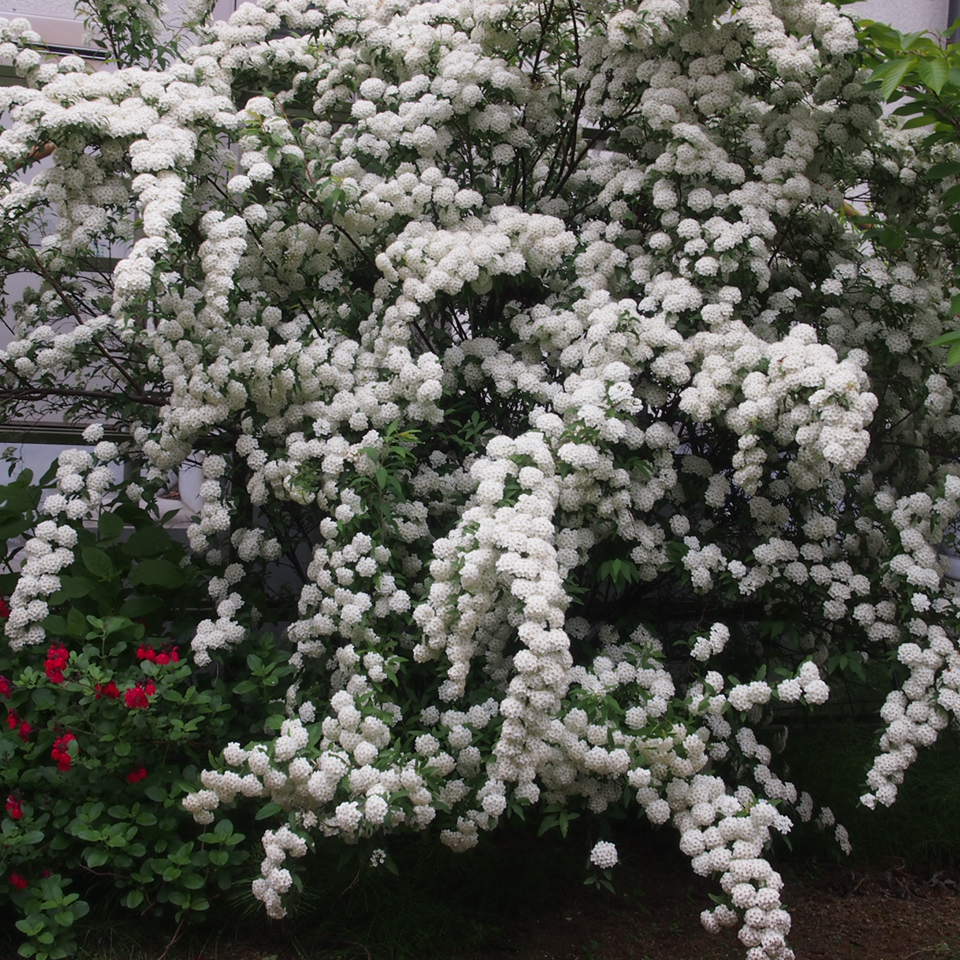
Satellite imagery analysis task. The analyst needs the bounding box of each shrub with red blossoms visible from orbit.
[51,732,76,772]
[94,681,120,700]
[5,795,22,820]
[136,645,180,665]
[0,598,10,619]
[44,645,69,685]
[0,675,11,697]
[123,681,156,710]
[126,767,148,784]
[5,709,31,742]
[8,873,27,891]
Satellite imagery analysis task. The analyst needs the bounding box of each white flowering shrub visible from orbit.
[1,0,959,956]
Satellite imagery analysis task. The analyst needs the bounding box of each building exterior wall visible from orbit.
[0,0,952,33]
[851,0,950,34]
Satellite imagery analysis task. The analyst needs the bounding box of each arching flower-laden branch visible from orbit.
[1,1,960,957]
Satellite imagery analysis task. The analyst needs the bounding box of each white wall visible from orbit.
[849,0,950,33]
[1,0,239,23]
[0,0,949,37]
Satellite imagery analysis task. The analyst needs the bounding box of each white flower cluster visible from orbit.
[6,429,120,649]
[3,0,960,956]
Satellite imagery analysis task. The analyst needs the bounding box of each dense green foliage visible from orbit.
[0,472,293,959]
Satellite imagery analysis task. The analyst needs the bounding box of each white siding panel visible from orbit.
[845,0,949,33]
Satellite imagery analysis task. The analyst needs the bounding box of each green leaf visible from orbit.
[918,57,949,94]
[123,890,144,909]
[15,917,45,937]
[122,525,174,558]
[255,802,282,820]
[926,161,960,181]
[929,330,960,346]
[84,848,108,868]
[82,546,114,581]
[947,342,960,366]
[119,595,163,618]
[130,558,185,589]
[943,183,960,207]
[66,608,87,638]
[873,57,918,101]
[144,785,167,803]
[902,115,935,130]
[98,512,125,541]
[42,613,67,634]
[55,575,95,600]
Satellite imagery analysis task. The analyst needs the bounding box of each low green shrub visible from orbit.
[0,471,291,959]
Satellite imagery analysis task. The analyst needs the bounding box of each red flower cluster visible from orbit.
[5,795,22,820]
[123,680,157,709]
[6,709,32,742]
[0,675,11,697]
[136,644,180,665]
[0,597,10,619]
[95,681,120,700]
[44,644,69,684]
[51,732,76,771]
[8,872,28,890]
[126,766,148,784]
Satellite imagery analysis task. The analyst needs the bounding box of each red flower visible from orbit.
[0,675,11,698]
[126,766,148,784]
[5,709,30,741]
[8,872,28,890]
[137,644,179,665]
[123,681,156,709]
[51,732,76,771]
[44,644,69,684]
[0,597,10,619]
[5,795,22,820]
[95,681,120,700]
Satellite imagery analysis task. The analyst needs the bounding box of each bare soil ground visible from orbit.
[455,857,960,960]
[130,850,960,960]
